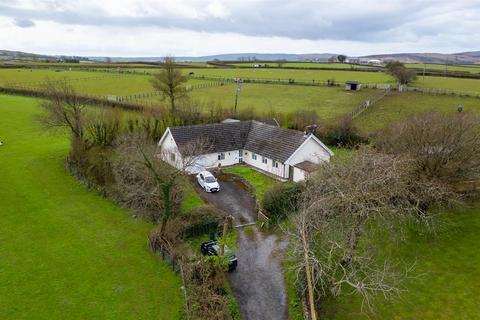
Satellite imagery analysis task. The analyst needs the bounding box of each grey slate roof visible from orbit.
[169,121,251,154]
[168,120,309,163]
[294,160,318,172]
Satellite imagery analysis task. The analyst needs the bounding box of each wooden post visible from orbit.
[220,216,228,256]
[301,228,317,320]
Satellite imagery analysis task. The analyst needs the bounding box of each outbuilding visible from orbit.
[345,80,361,91]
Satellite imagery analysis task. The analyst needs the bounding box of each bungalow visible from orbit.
[158,120,333,182]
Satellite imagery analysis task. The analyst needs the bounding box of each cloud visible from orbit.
[13,17,35,28]
[0,0,479,55]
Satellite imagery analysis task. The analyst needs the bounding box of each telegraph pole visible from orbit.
[234,78,242,115]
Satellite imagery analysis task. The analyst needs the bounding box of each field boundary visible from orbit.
[350,87,391,119]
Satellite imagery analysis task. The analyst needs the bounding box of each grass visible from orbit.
[355,91,480,132]
[181,181,204,211]
[406,63,480,74]
[184,68,395,84]
[223,165,277,200]
[411,76,480,93]
[322,205,480,319]
[228,62,373,69]
[184,84,374,120]
[0,94,183,319]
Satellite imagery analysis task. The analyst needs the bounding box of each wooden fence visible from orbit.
[349,87,391,119]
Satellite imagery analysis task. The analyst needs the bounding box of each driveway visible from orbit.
[195,178,288,320]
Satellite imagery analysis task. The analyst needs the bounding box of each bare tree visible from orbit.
[376,112,480,185]
[151,56,188,112]
[288,147,448,314]
[113,133,212,235]
[38,79,87,139]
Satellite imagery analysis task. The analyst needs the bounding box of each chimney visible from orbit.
[303,124,318,137]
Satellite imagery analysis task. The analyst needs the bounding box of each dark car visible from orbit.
[200,240,238,272]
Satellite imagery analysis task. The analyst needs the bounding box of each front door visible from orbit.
[238,150,243,163]
[288,165,294,180]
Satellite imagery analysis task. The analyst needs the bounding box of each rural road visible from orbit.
[196,178,288,320]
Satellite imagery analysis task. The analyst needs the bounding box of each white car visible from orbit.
[196,171,220,192]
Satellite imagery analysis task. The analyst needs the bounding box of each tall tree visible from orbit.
[151,56,188,112]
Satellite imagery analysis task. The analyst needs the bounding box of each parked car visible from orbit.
[196,171,220,192]
[200,240,238,272]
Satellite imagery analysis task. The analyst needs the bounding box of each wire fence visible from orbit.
[115,81,228,102]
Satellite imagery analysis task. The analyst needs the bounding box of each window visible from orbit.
[262,157,268,164]
[273,161,279,168]
[218,152,225,160]
[170,153,176,162]
[252,153,257,160]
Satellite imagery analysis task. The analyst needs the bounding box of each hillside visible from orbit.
[361,52,480,64]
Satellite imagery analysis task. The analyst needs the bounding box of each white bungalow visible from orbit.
[158,120,333,182]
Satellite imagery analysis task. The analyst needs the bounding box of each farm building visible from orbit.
[158,121,333,182]
[345,80,361,91]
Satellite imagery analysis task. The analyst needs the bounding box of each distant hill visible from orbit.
[455,51,480,57]
[102,53,338,63]
[0,49,56,61]
[360,52,480,64]
[3,49,480,65]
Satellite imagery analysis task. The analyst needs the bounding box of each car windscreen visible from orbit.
[205,176,217,183]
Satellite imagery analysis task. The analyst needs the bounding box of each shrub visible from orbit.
[321,116,367,148]
[261,182,305,222]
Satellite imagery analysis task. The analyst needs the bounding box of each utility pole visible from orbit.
[423,63,426,83]
[233,78,242,115]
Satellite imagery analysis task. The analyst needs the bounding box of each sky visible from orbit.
[0,0,479,57]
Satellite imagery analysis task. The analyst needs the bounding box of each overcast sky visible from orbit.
[0,0,479,57]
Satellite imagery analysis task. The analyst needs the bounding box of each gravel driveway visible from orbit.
[196,178,288,320]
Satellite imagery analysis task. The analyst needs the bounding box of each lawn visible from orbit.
[223,165,277,200]
[322,205,480,319]
[0,94,183,319]
[354,91,480,132]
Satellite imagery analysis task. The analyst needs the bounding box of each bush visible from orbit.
[261,183,305,222]
[321,116,367,148]
[163,205,223,242]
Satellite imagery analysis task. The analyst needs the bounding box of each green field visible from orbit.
[228,62,374,69]
[0,94,183,319]
[355,91,480,132]
[185,68,394,84]
[181,83,373,120]
[406,63,480,74]
[411,76,480,93]
[323,205,480,319]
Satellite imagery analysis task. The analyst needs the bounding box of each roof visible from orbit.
[168,121,251,154]
[293,161,318,173]
[346,80,360,85]
[245,121,307,162]
[166,120,313,163]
